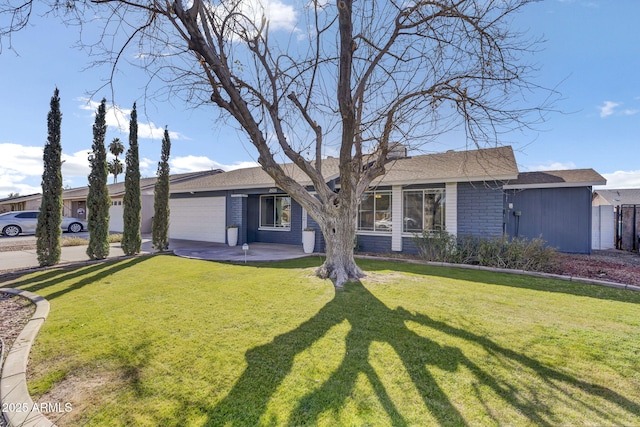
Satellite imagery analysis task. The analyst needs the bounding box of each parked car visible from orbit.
[0,210,87,237]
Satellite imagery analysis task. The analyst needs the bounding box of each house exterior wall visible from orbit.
[504,187,592,254]
[305,214,325,252]
[229,194,248,245]
[0,198,42,213]
[246,194,303,245]
[457,182,504,238]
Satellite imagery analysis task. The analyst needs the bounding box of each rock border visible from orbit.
[0,289,54,427]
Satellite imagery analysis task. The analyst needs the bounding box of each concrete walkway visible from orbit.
[173,241,310,263]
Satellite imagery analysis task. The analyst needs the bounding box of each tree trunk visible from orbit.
[315,203,365,288]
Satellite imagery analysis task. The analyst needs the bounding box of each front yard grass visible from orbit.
[4,254,640,426]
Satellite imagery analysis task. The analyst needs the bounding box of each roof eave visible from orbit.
[503,181,606,190]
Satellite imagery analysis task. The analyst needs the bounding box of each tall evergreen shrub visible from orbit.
[152,127,171,251]
[121,102,142,255]
[86,98,111,260]
[36,88,63,266]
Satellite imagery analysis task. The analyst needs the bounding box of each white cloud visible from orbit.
[230,0,297,32]
[214,0,298,41]
[598,101,619,118]
[0,143,44,197]
[600,170,640,189]
[0,143,44,176]
[170,155,258,173]
[0,143,97,197]
[77,98,184,140]
[62,150,92,178]
[523,161,577,172]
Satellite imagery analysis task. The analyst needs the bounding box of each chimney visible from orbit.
[387,143,407,160]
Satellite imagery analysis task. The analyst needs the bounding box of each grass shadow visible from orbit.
[198,281,639,425]
[7,256,150,300]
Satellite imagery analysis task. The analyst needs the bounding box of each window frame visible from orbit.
[402,188,446,234]
[259,194,291,231]
[357,190,393,233]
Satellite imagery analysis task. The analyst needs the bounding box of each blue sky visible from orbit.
[1,0,639,199]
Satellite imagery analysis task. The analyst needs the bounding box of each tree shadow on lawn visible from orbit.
[4,256,149,300]
[253,257,640,304]
[196,281,640,426]
[360,259,640,304]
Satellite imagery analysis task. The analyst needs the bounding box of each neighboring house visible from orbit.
[592,189,640,251]
[0,170,222,233]
[168,146,605,255]
[0,193,42,213]
[593,189,640,206]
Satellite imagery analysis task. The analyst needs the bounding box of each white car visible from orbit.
[0,210,87,237]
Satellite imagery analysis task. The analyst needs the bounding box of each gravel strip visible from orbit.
[0,292,36,427]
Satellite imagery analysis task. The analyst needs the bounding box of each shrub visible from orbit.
[413,232,556,272]
[61,237,89,247]
[108,234,123,243]
[412,230,458,263]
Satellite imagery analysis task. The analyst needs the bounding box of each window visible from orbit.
[260,195,291,229]
[403,189,445,233]
[16,211,38,219]
[358,191,392,232]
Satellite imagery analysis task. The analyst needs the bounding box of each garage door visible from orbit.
[169,196,226,242]
[109,200,124,232]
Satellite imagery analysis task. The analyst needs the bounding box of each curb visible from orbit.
[0,289,55,427]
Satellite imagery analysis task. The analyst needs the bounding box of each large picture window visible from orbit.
[358,191,392,232]
[403,189,445,233]
[260,195,291,229]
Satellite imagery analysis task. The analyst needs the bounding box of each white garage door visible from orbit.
[169,196,226,242]
[109,200,125,232]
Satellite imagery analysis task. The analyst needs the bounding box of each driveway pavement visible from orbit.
[0,236,312,275]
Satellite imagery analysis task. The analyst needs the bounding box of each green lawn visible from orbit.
[5,254,640,426]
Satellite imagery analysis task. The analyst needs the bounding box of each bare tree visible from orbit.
[1,0,551,287]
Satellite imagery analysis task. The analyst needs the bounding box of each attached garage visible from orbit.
[169,196,226,243]
[109,199,124,232]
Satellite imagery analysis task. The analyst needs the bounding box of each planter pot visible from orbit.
[302,230,315,254]
[227,227,238,247]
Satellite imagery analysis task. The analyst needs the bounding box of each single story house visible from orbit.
[0,193,43,213]
[168,146,605,255]
[0,170,222,233]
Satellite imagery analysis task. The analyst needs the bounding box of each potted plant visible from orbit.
[302,227,316,254]
[226,224,238,247]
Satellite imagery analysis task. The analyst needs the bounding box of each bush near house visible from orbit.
[413,232,556,272]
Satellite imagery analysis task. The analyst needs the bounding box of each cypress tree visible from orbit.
[121,102,142,255]
[36,88,63,267]
[86,98,111,260]
[152,127,171,251]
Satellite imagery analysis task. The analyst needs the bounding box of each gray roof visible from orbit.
[503,169,606,189]
[593,189,640,205]
[62,170,223,200]
[171,146,519,193]
[0,192,42,204]
[371,146,518,186]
